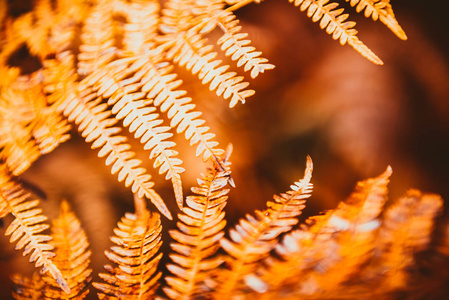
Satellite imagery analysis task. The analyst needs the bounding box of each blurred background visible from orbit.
[1,0,448,298]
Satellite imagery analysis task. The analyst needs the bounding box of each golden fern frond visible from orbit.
[93,195,163,299]
[217,12,275,79]
[0,165,70,294]
[256,166,392,296]
[288,0,383,65]
[60,89,171,219]
[11,272,45,300]
[41,200,92,299]
[159,0,196,34]
[77,1,116,76]
[120,0,161,55]
[361,189,443,290]
[82,55,185,210]
[0,79,41,175]
[164,30,255,107]
[12,0,55,58]
[28,77,71,155]
[55,0,92,24]
[345,0,407,40]
[11,200,92,299]
[212,156,313,298]
[164,146,233,299]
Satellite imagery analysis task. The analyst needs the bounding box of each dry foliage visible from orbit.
[0,0,448,299]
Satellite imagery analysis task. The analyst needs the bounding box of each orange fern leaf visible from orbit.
[77,1,116,76]
[0,165,69,294]
[41,200,92,299]
[164,146,232,299]
[163,30,255,107]
[289,0,383,65]
[345,0,407,40]
[93,196,163,299]
[256,166,392,297]
[11,272,45,300]
[82,55,185,210]
[217,12,274,79]
[213,156,313,298]
[361,189,443,290]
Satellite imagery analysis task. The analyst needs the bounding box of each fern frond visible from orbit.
[28,77,71,155]
[165,30,255,107]
[164,146,233,299]
[289,0,383,65]
[217,12,274,79]
[60,89,172,219]
[213,156,313,298]
[120,0,160,55]
[93,196,163,299]
[11,272,45,300]
[41,200,92,299]
[77,1,116,76]
[12,0,55,58]
[82,55,185,210]
[361,189,443,290]
[258,166,392,296]
[0,80,41,175]
[345,0,407,40]
[0,165,70,294]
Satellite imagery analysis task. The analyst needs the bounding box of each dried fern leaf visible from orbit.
[41,200,92,299]
[12,0,55,58]
[164,147,233,299]
[0,76,41,175]
[361,189,443,290]
[160,0,196,34]
[0,165,70,294]
[345,0,407,40]
[93,196,163,299]
[163,30,255,107]
[217,12,274,79]
[51,52,171,218]
[120,0,160,55]
[77,1,116,76]
[11,272,45,300]
[289,0,383,65]
[257,166,392,296]
[82,55,185,210]
[60,89,171,219]
[213,156,313,298]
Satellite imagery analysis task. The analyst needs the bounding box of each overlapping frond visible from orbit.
[11,272,45,300]
[163,29,255,107]
[77,1,116,76]
[12,0,55,58]
[93,196,163,299]
[0,71,69,175]
[119,0,161,55]
[60,86,171,219]
[212,156,313,298]
[41,200,92,299]
[255,166,392,297]
[217,12,275,79]
[0,165,69,294]
[288,0,383,65]
[164,146,233,299]
[11,200,92,299]
[82,54,186,210]
[345,0,407,40]
[361,189,443,290]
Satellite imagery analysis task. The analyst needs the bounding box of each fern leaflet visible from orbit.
[289,0,383,65]
[164,146,232,299]
[93,196,163,299]
[0,165,69,294]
